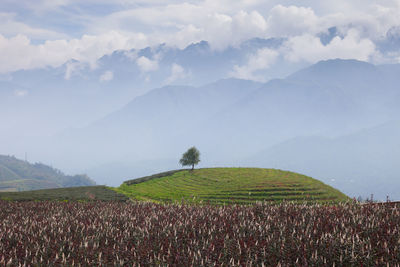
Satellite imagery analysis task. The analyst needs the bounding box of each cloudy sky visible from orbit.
[1,0,400,74]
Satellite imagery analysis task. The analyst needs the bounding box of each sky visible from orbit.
[1,0,400,74]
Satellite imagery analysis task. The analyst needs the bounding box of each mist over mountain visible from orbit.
[246,120,400,201]
[0,38,288,142]
[1,31,400,199]
[7,58,396,200]
[0,155,95,192]
[39,78,262,174]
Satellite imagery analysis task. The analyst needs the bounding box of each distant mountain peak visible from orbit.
[240,37,285,49]
[288,58,377,82]
[314,58,373,68]
[183,41,211,52]
[207,77,261,86]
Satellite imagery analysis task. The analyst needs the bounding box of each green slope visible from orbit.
[0,155,96,191]
[0,186,128,201]
[117,168,349,204]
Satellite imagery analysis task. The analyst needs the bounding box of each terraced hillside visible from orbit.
[117,168,349,204]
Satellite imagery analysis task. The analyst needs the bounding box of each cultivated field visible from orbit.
[0,186,128,201]
[118,168,349,204]
[1,201,399,266]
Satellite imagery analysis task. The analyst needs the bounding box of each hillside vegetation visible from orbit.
[0,155,95,192]
[0,186,128,201]
[117,168,349,204]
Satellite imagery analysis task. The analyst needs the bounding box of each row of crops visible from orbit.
[117,168,349,204]
[1,200,399,266]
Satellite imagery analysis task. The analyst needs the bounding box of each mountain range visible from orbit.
[1,40,399,200]
[0,38,289,142]
[246,120,400,200]
[22,59,397,201]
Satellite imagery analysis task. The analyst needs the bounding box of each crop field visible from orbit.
[118,168,349,204]
[0,186,128,201]
[1,201,399,266]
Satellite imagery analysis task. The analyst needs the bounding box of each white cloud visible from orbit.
[2,1,400,73]
[136,56,159,72]
[230,48,279,81]
[123,50,139,61]
[14,89,28,97]
[0,31,149,73]
[266,5,320,37]
[96,7,269,50]
[64,60,86,80]
[166,63,186,84]
[99,70,114,82]
[0,12,66,40]
[165,24,203,49]
[101,3,204,29]
[205,11,268,50]
[282,29,377,63]
[6,0,70,13]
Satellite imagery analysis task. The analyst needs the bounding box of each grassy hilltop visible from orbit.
[117,168,349,204]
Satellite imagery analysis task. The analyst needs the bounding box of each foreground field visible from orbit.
[1,201,399,266]
[0,186,128,201]
[118,168,349,204]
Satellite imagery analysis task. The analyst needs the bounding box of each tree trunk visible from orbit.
[192,164,194,170]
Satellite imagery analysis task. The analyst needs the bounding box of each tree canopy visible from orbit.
[179,147,200,170]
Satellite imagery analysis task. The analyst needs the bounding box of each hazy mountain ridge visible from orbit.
[0,155,95,192]
[196,59,400,158]
[47,78,262,171]
[2,56,400,199]
[0,38,292,142]
[31,59,400,201]
[246,120,400,200]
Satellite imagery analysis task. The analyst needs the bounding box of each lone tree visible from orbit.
[179,146,200,170]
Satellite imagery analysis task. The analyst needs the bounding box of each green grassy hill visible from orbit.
[0,186,128,201]
[0,155,95,192]
[117,168,349,204]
